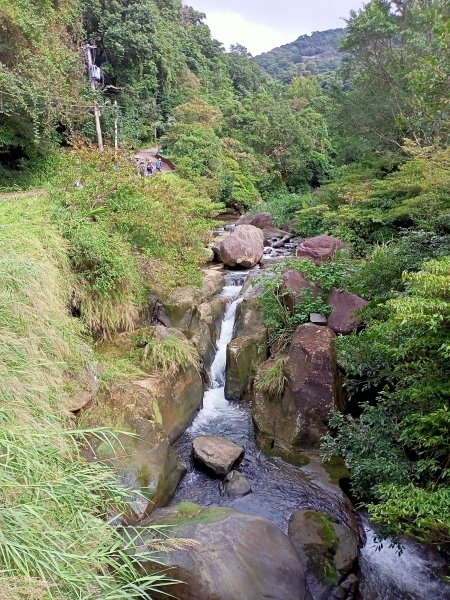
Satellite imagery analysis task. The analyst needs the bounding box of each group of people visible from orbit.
[135,156,163,176]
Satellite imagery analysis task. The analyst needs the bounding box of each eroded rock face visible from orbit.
[253,323,343,453]
[280,269,320,313]
[327,289,368,335]
[134,503,307,600]
[297,236,346,265]
[225,295,267,400]
[193,435,244,476]
[83,384,185,521]
[219,224,264,268]
[188,296,227,370]
[163,267,224,331]
[238,212,273,229]
[288,509,358,600]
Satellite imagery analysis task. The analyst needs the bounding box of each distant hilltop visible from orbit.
[255,28,345,82]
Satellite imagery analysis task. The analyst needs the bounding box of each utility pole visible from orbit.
[82,45,104,152]
[114,100,119,156]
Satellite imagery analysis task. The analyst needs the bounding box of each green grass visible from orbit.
[136,330,200,377]
[254,356,287,399]
[0,194,175,599]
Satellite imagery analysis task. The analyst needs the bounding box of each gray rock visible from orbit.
[133,504,307,600]
[193,436,244,476]
[288,509,359,600]
[310,313,328,325]
[218,224,264,268]
[222,470,252,497]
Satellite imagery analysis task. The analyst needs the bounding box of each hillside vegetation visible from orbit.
[0,0,449,595]
[255,28,344,82]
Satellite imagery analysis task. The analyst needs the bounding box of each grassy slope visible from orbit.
[0,193,172,599]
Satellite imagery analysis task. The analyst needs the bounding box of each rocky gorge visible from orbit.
[80,214,449,600]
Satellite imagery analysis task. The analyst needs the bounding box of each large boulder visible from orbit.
[253,323,343,453]
[163,267,224,331]
[288,509,358,600]
[327,288,368,335]
[280,269,321,313]
[238,212,273,229]
[193,435,244,476]
[132,503,307,600]
[297,236,346,265]
[225,291,267,400]
[83,385,185,521]
[219,224,264,268]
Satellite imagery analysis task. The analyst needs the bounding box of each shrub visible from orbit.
[323,257,450,546]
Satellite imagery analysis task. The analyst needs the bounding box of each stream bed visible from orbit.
[169,269,449,600]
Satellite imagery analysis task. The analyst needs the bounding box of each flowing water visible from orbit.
[169,269,449,600]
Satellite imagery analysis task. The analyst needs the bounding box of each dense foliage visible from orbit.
[255,28,344,83]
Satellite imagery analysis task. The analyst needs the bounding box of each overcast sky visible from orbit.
[185,0,366,55]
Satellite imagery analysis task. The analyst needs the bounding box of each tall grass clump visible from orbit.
[254,356,288,399]
[136,330,200,377]
[0,196,174,599]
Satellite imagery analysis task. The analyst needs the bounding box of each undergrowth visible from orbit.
[0,195,175,599]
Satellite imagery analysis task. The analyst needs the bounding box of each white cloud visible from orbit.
[204,10,301,55]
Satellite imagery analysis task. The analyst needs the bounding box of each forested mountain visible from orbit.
[255,28,344,82]
[0,1,449,598]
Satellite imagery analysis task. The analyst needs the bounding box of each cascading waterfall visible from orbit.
[169,268,449,600]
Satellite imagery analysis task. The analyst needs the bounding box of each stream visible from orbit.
[169,269,449,600]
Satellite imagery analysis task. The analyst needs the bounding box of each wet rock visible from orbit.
[297,235,347,265]
[218,224,264,268]
[83,387,185,521]
[148,294,171,327]
[310,313,328,325]
[280,269,320,313]
[133,503,307,600]
[253,323,343,452]
[91,327,203,443]
[288,509,358,600]
[225,294,267,400]
[193,435,244,476]
[262,226,293,244]
[238,212,273,229]
[327,288,368,335]
[188,296,227,370]
[222,470,252,498]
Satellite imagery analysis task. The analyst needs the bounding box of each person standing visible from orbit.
[146,160,154,175]
[155,159,162,173]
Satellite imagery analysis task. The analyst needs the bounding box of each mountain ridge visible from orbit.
[255,27,345,82]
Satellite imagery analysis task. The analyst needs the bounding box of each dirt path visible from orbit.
[134,147,174,173]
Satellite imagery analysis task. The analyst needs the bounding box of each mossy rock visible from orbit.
[288,509,358,592]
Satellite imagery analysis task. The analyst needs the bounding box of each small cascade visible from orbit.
[358,514,449,599]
